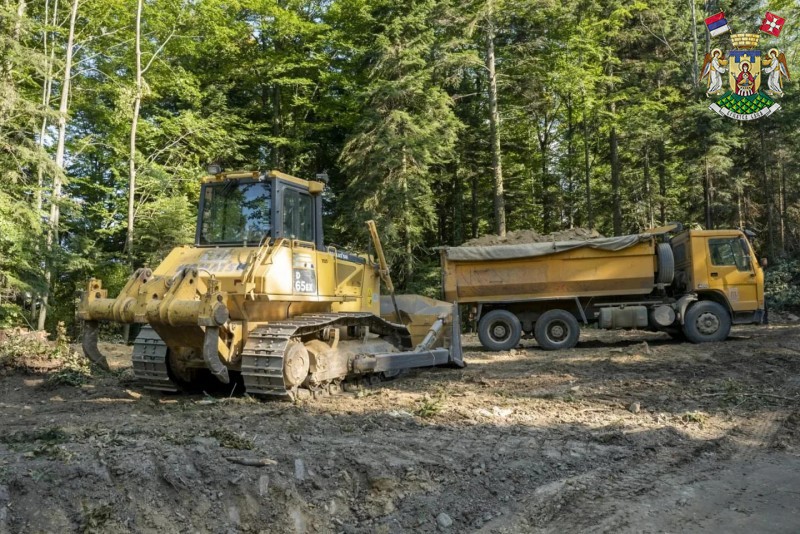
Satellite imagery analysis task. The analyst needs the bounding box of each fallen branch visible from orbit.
[224,456,277,467]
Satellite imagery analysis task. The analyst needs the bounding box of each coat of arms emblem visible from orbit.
[701,12,790,120]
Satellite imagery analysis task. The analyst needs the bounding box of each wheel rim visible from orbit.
[696,312,720,335]
[546,320,569,344]
[489,321,511,342]
[284,344,310,387]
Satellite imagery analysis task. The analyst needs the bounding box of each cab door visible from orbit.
[706,237,759,312]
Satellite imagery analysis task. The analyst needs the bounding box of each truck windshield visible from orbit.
[708,237,751,272]
[199,181,271,245]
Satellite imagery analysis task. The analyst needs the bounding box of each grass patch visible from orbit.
[81,502,114,533]
[414,393,446,419]
[208,429,255,450]
[681,411,708,425]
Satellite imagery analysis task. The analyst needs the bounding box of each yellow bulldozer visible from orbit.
[77,169,463,398]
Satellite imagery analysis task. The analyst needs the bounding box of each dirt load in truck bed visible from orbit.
[463,227,603,247]
[1,323,799,533]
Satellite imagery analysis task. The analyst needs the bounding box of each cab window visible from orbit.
[200,181,271,245]
[708,238,751,272]
[282,188,314,242]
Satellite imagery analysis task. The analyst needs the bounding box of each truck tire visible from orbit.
[656,243,675,285]
[534,309,580,350]
[478,310,522,351]
[682,300,731,343]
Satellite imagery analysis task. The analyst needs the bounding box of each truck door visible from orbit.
[706,237,759,312]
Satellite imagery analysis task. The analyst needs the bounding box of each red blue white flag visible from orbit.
[705,12,730,37]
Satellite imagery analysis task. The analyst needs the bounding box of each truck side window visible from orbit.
[282,188,314,242]
[708,238,750,272]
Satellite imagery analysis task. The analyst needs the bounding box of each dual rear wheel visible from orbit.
[477,309,580,352]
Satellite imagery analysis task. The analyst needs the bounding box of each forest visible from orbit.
[1,0,799,332]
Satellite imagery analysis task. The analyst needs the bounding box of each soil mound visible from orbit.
[463,227,603,247]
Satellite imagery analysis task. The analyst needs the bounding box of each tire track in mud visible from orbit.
[731,410,790,460]
[490,405,798,528]
[473,435,726,533]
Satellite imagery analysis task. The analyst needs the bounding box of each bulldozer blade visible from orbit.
[82,321,110,371]
[449,303,465,368]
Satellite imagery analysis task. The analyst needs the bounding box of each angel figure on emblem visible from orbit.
[764,48,790,97]
[701,49,727,96]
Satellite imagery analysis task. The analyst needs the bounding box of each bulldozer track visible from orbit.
[241,312,409,398]
[131,326,179,393]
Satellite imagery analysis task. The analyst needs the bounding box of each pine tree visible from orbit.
[337,0,461,284]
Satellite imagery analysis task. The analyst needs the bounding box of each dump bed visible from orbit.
[441,234,660,303]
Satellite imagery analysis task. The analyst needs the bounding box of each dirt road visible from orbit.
[1,324,799,533]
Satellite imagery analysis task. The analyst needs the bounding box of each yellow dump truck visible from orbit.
[441,226,765,351]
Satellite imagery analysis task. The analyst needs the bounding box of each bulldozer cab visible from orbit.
[196,170,325,250]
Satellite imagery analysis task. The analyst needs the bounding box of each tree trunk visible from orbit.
[36,0,58,216]
[737,183,744,231]
[39,0,78,331]
[565,95,574,228]
[538,127,550,233]
[486,15,505,236]
[582,91,593,230]
[471,172,478,239]
[690,0,699,88]
[760,128,775,260]
[643,145,653,229]
[401,147,412,282]
[272,83,283,169]
[609,108,621,234]
[703,157,712,229]
[780,162,786,253]
[453,163,463,245]
[657,140,667,225]
[126,0,143,267]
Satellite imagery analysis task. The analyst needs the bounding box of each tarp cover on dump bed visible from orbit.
[443,234,653,262]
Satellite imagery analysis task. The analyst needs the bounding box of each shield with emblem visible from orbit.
[728,50,761,96]
[707,33,784,120]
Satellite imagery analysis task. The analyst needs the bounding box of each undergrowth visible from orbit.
[0,322,92,386]
[765,260,800,311]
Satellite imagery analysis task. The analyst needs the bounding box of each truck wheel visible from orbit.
[478,310,522,351]
[682,301,731,343]
[534,309,580,350]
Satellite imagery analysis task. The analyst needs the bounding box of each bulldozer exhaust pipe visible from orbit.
[82,321,110,371]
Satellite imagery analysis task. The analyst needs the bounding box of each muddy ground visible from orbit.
[1,323,799,533]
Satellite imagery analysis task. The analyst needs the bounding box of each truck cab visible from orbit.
[671,229,765,325]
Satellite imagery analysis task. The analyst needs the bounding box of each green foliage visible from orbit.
[414,391,446,418]
[0,322,91,385]
[208,429,255,450]
[765,260,800,311]
[337,0,461,285]
[2,0,799,321]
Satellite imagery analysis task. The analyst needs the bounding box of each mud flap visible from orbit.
[82,321,110,371]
